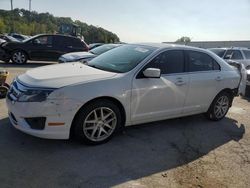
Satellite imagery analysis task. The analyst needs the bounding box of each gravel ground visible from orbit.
[0,61,250,188]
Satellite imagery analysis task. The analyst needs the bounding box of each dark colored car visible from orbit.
[0,34,89,64]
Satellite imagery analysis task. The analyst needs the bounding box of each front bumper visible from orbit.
[6,96,80,139]
[0,47,10,62]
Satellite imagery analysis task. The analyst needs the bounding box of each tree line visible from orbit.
[0,8,120,44]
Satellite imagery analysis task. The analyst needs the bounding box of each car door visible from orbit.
[29,35,55,61]
[183,50,222,114]
[131,50,189,124]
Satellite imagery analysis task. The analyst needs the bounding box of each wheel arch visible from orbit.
[70,96,127,138]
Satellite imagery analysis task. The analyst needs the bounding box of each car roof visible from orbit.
[32,34,80,39]
[134,42,207,51]
[209,47,250,51]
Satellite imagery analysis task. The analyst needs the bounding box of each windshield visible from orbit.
[90,44,120,55]
[209,48,226,58]
[88,44,156,73]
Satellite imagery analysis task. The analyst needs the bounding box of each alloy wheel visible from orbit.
[83,107,117,142]
[12,51,26,64]
[214,95,229,119]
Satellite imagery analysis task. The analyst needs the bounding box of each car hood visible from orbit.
[61,52,95,61]
[18,62,117,88]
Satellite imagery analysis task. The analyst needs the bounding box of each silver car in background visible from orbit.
[58,44,121,63]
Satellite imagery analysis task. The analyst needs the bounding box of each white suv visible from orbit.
[6,44,241,144]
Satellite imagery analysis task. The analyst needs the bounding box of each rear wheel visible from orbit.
[11,50,27,64]
[73,100,122,145]
[205,92,232,121]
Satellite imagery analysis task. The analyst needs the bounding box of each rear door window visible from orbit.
[187,51,220,72]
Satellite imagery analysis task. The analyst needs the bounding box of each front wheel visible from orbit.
[73,100,122,145]
[11,50,27,64]
[205,92,232,121]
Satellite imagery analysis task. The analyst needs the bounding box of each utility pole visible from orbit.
[10,0,13,11]
[29,0,31,12]
[10,0,14,33]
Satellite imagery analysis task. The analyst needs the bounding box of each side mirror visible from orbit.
[143,68,161,78]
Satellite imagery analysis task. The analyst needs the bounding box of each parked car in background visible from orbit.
[0,35,20,44]
[0,34,89,64]
[8,33,30,41]
[58,44,121,63]
[89,43,104,50]
[226,60,247,96]
[209,47,250,70]
[209,47,250,97]
[6,44,242,144]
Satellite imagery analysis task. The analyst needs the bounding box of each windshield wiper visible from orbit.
[87,64,122,73]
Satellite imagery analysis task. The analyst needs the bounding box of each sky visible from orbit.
[0,0,250,43]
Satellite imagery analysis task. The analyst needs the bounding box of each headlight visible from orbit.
[18,89,54,102]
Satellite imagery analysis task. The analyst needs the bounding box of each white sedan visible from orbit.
[6,44,241,144]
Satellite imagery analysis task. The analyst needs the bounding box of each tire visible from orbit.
[0,86,9,99]
[73,99,122,145]
[11,50,27,64]
[205,92,232,121]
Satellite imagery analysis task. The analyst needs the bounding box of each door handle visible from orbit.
[215,76,223,81]
[67,46,73,48]
[47,45,52,48]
